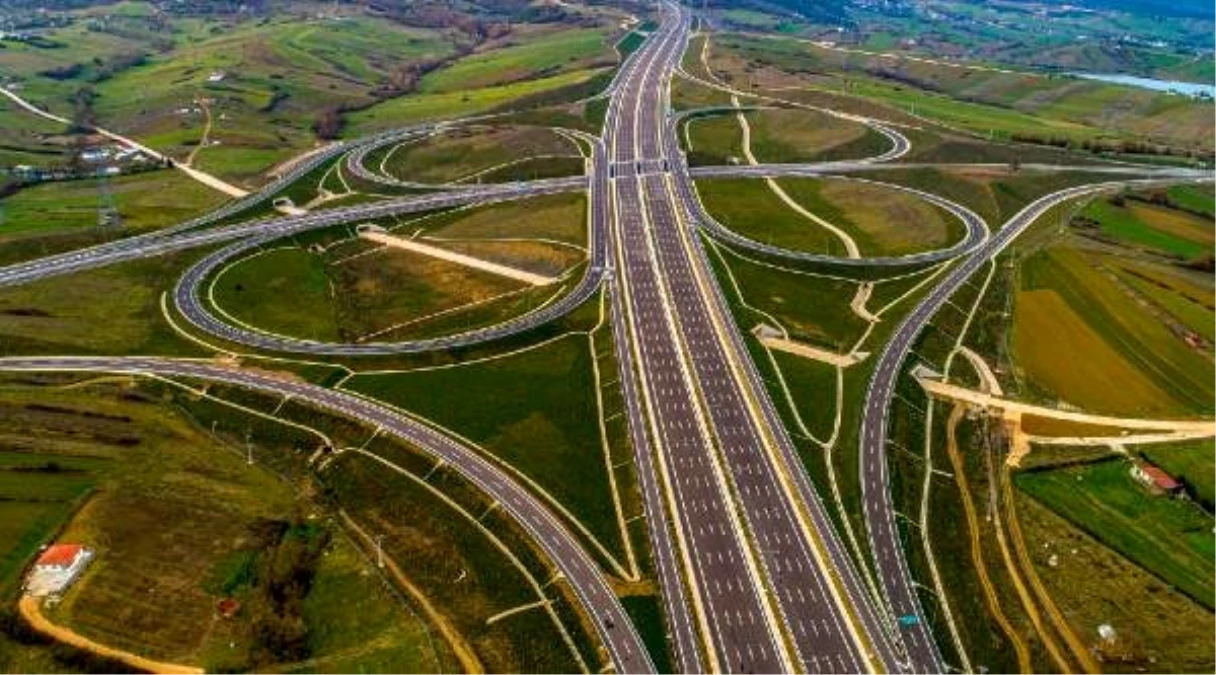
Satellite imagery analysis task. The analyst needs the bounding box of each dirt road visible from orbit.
[18,595,204,674]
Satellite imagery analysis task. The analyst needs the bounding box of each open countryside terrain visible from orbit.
[0,0,1212,674]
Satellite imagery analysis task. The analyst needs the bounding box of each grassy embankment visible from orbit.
[696,176,962,257]
[376,125,583,184]
[210,193,587,344]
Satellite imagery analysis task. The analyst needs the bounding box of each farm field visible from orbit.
[0,381,447,673]
[1078,194,1214,261]
[1013,239,1214,416]
[1016,493,1215,673]
[1015,458,1215,609]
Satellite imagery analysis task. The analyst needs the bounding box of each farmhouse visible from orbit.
[25,543,94,598]
[1130,461,1183,496]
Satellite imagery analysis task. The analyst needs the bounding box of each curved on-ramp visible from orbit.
[0,356,655,674]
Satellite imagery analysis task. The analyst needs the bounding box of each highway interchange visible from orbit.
[0,1,1209,672]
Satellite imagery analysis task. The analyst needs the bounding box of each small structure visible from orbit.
[207,71,227,83]
[216,597,241,619]
[25,544,94,598]
[1130,461,1183,496]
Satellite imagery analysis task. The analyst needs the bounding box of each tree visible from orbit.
[312,107,343,140]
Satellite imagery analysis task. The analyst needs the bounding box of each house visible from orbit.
[1130,461,1183,496]
[25,543,94,597]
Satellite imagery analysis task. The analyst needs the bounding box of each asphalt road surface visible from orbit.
[0,355,656,674]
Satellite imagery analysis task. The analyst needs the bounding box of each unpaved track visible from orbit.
[340,511,484,674]
[359,231,559,286]
[919,375,1216,435]
[0,86,248,198]
[18,595,204,675]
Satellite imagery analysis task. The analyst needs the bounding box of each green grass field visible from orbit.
[0,171,228,240]
[346,69,610,135]
[745,108,889,163]
[379,125,581,184]
[344,329,630,567]
[709,243,870,350]
[0,252,204,356]
[1081,197,1213,260]
[420,26,615,94]
[1016,458,1215,609]
[212,246,343,342]
[696,177,960,257]
[696,178,845,254]
[684,113,743,165]
[321,451,584,673]
[0,381,448,672]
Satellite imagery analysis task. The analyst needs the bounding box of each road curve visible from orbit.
[0,180,579,289]
[170,140,614,356]
[687,173,990,267]
[858,177,1190,672]
[0,355,655,674]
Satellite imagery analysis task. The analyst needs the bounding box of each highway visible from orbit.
[856,177,1185,672]
[3,4,1211,671]
[603,3,896,672]
[0,178,580,289]
[168,138,614,355]
[0,355,655,674]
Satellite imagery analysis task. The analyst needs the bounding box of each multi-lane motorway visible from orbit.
[602,4,901,672]
[1,2,1209,672]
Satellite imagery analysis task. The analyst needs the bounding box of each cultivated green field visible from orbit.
[1014,243,1214,416]
[1079,195,1213,260]
[420,26,616,93]
[1016,458,1215,609]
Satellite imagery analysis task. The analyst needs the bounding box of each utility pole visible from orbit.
[245,428,254,465]
[97,169,120,229]
[375,534,386,568]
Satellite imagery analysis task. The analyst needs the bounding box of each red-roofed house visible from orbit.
[1130,461,1184,496]
[26,543,94,597]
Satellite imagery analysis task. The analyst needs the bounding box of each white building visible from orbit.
[25,544,94,598]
